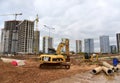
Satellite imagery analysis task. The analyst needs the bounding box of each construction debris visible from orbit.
[1,57,16,63]
[92,61,120,75]
[1,57,25,66]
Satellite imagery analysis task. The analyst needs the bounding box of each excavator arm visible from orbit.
[56,39,70,62]
[56,43,65,55]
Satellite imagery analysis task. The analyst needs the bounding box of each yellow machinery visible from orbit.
[83,53,98,61]
[39,39,70,69]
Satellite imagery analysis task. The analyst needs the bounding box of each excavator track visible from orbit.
[39,63,70,69]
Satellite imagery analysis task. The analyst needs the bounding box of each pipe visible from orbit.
[1,57,25,66]
[114,66,119,72]
[1,57,16,63]
[92,66,102,74]
[102,62,114,70]
[102,66,113,75]
[115,65,120,72]
[117,64,120,69]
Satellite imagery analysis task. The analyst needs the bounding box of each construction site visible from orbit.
[0,12,120,83]
[1,53,120,83]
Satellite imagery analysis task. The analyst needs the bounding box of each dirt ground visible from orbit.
[0,56,97,83]
[50,70,120,83]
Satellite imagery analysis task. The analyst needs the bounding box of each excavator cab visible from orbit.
[48,48,56,54]
[84,53,91,59]
[83,53,91,62]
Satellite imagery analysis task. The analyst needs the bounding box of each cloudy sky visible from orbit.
[0,0,120,52]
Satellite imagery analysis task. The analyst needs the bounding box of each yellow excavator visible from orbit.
[39,39,70,69]
[83,53,98,62]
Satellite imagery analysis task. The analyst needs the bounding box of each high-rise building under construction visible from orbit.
[116,33,120,53]
[1,20,21,54]
[43,36,53,53]
[1,19,40,54]
[76,40,82,53]
[100,35,110,53]
[1,29,9,53]
[17,20,34,54]
[84,38,94,53]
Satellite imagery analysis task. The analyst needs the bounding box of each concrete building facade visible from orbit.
[100,35,110,53]
[43,36,53,53]
[1,29,9,53]
[17,20,34,54]
[116,33,120,53]
[76,40,82,53]
[84,39,94,53]
[1,20,21,54]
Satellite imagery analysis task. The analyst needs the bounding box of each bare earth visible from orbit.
[0,58,96,83]
[1,55,120,83]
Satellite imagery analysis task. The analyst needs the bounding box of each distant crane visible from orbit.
[34,14,40,54]
[34,14,39,30]
[44,25,55,37]
[0,13,22,20]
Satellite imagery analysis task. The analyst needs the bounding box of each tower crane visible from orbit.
[34,14,39,30]
[0,13,22,20]
[34,14,40,54]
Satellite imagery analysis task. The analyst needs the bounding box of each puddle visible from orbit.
[50,70,120,83]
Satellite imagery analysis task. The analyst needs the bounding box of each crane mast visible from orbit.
[34,14,39,30]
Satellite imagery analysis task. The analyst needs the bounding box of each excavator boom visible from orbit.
[56,39,69,55]
[56,39,70,62]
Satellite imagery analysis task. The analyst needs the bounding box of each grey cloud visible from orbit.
[1,0,120,52]
[34,0,83,17]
